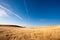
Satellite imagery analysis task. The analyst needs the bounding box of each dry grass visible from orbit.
[0,26,60,40]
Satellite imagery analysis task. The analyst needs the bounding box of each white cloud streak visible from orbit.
[0,8,8,17]
[24,0,30,20]
[0,5,23,20]
[24,0,28,14]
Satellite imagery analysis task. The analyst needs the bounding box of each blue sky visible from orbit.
[0,0,60,27]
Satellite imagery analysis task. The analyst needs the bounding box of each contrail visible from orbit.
[24,0,28,14]
[24,0,30,20]
[0,5,23,20]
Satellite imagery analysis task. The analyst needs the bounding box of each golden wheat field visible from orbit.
[0,25,60,40]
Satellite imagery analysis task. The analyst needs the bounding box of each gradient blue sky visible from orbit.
[0,0,60,27]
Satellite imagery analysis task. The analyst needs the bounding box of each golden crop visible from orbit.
[0,26,60,40]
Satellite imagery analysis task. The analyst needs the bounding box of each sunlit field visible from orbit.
[0,25,60,40]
